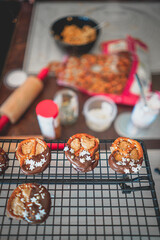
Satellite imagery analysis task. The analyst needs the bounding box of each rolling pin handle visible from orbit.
[37,67,49,80]
[47,143,66,150]
[0,115,10,131]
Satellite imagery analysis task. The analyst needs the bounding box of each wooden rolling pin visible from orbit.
[0,68,49,130]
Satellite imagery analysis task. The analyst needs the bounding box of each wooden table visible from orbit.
[0,2,160,149]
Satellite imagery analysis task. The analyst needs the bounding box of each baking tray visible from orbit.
[0,139,160,240]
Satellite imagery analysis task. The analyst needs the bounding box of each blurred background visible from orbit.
[0,1,160,239]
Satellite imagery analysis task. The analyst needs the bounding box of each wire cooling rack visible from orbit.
[0,139,160,240]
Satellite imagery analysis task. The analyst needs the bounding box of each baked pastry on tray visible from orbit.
[64,133,99,172]
[16,138,51,175]
[0,147,9,175]
[109,137,143,174]
[48,52,132,96]
[7,183,51,224]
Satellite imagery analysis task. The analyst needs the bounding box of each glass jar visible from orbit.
[131,92,160,128]
[83,96,117,132]
[54,89,79,125]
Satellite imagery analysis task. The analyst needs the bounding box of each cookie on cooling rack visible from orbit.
[16,138,51,175]
[7,183,51,224]
[0,147,9,175]
[64,133,99,172]
[108,137,143,174]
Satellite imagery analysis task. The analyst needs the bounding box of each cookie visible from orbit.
[7,183,51,224]
[0,147,9,175]
[50,52,132,95]
[64,133,99,172]
[109,137,143,174]
[16,138,51,175]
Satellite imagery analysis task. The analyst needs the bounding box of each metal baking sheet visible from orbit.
[23,2,160,74]
[0,139,160,239]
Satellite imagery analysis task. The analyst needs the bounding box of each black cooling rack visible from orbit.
[0,139,160,240]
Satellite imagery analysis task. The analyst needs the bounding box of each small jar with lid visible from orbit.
[36,99,61,139]
[54,89,79,125]
[83,96,117,132]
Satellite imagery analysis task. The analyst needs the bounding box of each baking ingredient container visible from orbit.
[83,96,117,132]
[54,89,79,125]
[36,99,61,139]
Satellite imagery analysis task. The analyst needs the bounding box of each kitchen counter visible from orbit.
[0,2,160,150]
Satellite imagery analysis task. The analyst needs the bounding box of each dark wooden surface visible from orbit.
[0,2,160,149]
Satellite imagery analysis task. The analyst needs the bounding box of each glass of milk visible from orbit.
[127,92,160,135]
